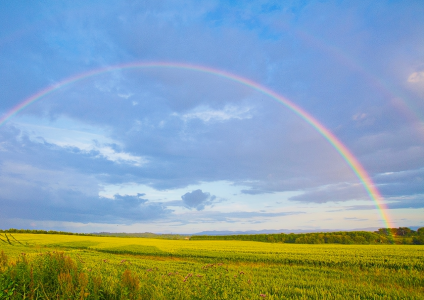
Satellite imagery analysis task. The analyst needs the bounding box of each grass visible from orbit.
[0,233,423,299]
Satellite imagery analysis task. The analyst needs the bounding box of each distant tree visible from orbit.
[376,228,391,236]
[412,236,424,245]
[396,227,414,237]
[354,236,366,244]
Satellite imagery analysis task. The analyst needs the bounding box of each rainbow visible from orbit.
[0,61,393,229]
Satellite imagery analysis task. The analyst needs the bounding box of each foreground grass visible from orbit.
[0,234,423,299]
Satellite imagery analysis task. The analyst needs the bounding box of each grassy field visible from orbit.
[1,233,423,299]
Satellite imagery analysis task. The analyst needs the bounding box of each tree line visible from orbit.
[191,227,424,245]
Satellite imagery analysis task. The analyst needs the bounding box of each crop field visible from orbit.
[1,234,424,299]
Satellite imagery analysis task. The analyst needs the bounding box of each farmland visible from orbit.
[1,233,424,299]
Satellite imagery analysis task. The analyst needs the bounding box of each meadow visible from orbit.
[1,233,423,299]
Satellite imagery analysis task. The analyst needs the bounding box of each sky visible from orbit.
[0,1,423,234]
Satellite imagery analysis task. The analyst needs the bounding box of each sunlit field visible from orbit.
[1,234,423,299]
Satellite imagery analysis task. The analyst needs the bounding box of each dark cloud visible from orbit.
[0,128,172,224]
[0,184,171,224]
[385,196,424,209]
[240,189,274,195]
[111,193,147,206]
[351,126,424,174]
[375,168,424,197]
[181,189,216,211]
[168,210,305,225]
[287,168,424,204]
[332,194,424,211]
[1,105,358,193]
[344,217,368,221]
[289,183,368,203]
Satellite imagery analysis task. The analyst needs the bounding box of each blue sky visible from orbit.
[0,1,423,233]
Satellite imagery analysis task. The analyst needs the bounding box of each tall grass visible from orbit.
[0,251,93,299]
[0,250,256,299]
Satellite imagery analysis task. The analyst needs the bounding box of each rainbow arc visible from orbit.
[0,62,393,229]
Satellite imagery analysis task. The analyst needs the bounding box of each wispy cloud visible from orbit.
[178,105,252,123]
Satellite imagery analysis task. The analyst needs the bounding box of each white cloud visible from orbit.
[92,146,148,166]
[352,113,367,121]
[13,121,147,167]
[408,71,424,83]
[117,92,134,99]
[178,105,252,123]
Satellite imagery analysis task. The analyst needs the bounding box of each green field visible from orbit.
[1,234,423,299]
